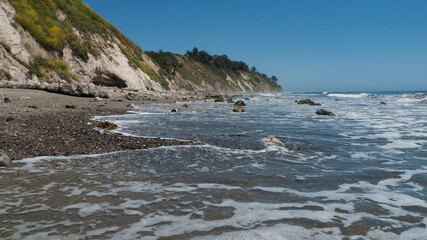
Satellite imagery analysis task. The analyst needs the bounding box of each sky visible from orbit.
[84,0,427,92]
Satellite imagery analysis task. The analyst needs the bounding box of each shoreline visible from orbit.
[0,88,203,162]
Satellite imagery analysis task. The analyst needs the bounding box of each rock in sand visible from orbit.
[0,150,12,167]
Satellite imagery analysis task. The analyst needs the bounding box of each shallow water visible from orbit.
[1,91,426,239]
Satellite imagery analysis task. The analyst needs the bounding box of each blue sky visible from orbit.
[84,0,427,92]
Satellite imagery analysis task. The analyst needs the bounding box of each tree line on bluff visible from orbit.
[185,48,278,82]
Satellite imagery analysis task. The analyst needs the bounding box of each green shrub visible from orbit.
[29,55,74,80]
[0,69,12,79]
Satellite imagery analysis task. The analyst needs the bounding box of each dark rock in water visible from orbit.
[249,95,255,98]
[297,99,321,106]
[225,95,233,102]
[334,99,341,101]
[0,150,12,167]
[4,97,10,103]
[234,100,246,107]
[232,105,245,112]
[171,108,180,112]
[379,102,387,105]
[316,109,335,116]
[245,97,250,100]
[5,117,14,122]
[420,99,427,104]
[65,105,76,109]
[125,92,146,101]
[182,104,191,108]
[214,96,224,102]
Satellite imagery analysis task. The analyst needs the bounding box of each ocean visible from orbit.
[1,91,426,239]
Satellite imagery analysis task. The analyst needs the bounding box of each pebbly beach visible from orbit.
[0,88,202,163]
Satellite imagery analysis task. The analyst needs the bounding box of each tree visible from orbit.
[251,66,256,72]
[271,75,278,81]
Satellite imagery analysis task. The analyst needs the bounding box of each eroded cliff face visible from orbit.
[0,0,163,92]
[0,0,282,93]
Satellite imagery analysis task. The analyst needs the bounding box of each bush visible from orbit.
[29,56,74,80]
[0,69,12,79]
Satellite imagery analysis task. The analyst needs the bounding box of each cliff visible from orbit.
[0,0,282,93]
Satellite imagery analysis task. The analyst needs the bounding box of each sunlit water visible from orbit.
[1,91,426,239]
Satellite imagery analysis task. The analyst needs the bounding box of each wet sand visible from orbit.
[0,88,202,161]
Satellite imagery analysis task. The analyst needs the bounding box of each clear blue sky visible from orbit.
[84,0,427,92]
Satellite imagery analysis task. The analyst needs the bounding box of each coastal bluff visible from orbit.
[0,0,282,93]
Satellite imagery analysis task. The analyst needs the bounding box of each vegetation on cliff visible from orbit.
[147,48,282,91]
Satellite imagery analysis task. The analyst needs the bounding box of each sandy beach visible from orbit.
[0,88,202,162]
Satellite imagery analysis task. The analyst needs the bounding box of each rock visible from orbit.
[234,100,246,106]
[297,99,321,106]
[232,105,245,112]
[334,99,341,101]
[97,121,118,130]
[379,102,386,105]
[214,96,224,102]
[225,95,233,103]
[0,150,12,167]
[249,95,255,98]
[94,97,103,101]
[5,117,14,122]
[19,96,30,100]
[182,104,191,108]
[4,97,10,103]
[125,92,146,101]
[65,105,76,109]
[171,108,180,112]
[261,136,283,145]
[420,99,427,104]
[316,109,335,116]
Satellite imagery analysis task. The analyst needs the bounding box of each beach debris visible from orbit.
[171,108,180,112]
[4,97,10,103]
[232,105,245,112]
[65,105,76,109]
[261,136,283,145]
[234,100,246,107]
[297,99,321,106]
[94,97,103,101]
[316,109,335,116]
[182,104,191,108]
[97,121,118,130]
[0,150,12,167]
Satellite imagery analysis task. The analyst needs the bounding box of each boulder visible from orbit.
[234,100,246,107]
[232,105,245,112]
[297,99,321,106]
[4,97,10,103]
[379,102,386,105]
[261,136,283,145]
[171,108,180,112]
[316,109,335,116]
[0,150,12,167]
[125,92,145,101]
[5,117,14,122]
[214,96,225,102]
[245,98,250,100]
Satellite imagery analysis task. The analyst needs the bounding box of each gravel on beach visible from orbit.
[0,88,199,161]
